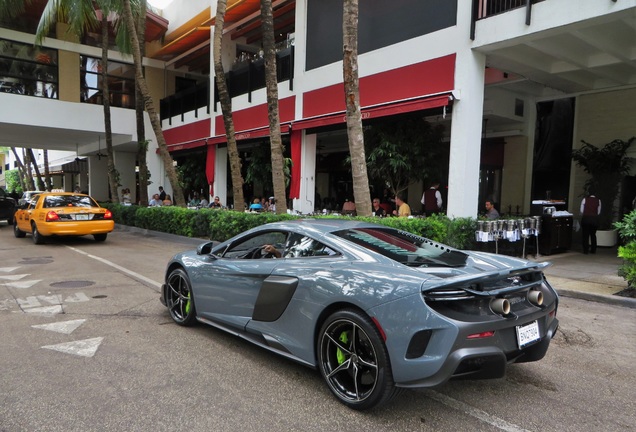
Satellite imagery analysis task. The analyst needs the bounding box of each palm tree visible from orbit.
[10,147,30,191]
[260,0,288,214]
[33,0,120,202]
[212,0,245,210]
[343,0,371,216]
[134,0,149,206]
[121,0,186,207]
[43,149,52,190]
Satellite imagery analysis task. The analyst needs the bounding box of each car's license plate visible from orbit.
[75,214,89,221]
[516,320,540,348]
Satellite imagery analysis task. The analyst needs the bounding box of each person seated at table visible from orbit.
[163,194,173,206]
[249,198,263,212]
[200,196,209,207]
[209,196,223,208]
[188,192,201,207]
[392,194,411,217]
[149,194,162,207]
[342,198,356,215]
[372,198,386,217]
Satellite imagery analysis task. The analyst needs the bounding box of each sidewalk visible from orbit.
[530,246,636,309]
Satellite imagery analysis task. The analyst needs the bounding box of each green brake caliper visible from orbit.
[336,331,349,365]
[184,294,191,315]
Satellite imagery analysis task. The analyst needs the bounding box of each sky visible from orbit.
[147,0,174,9]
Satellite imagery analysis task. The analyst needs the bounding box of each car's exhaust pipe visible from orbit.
[528,290,544,306]
[490,298,510,315]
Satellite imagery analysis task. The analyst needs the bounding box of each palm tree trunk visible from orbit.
[27,148,45,190]
[343,0,371,216]
[260,0,287,214]
[121,0,185,207]
[214,0,245,210]
[135,0,149,206]
[10,147,27,191]
[101,13,119,203]
[22,148,36,190]
[43,149,51,190]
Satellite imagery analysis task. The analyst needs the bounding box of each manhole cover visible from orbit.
[49,280,95,289]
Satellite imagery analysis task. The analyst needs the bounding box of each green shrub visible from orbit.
[615,210,636,287]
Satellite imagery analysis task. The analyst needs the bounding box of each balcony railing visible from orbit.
[471,0,546,39]
[160,46,294,123]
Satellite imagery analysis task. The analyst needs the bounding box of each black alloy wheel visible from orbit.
[165,268,197,326]
[317,309,398,410]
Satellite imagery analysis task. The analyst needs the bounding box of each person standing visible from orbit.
[485,200,500,219]
[421,182,442,216]
[580,191,601,254]
[158,186,166,201]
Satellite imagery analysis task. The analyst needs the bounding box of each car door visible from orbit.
[193,230,288,330]
[16,195,40,232]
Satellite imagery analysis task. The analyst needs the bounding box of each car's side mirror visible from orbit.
[196,241,216,257]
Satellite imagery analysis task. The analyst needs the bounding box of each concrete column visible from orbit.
[446,50,486,218]
[214,145,228,207]
[293,132,316,214]
[87,156,109,201]
[63,173,73,192]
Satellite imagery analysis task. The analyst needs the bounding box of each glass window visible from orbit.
[220,231,288,259]
[0,38,58,98]
[334,228,467,267]
[283,233,338,258]
[44,195,97,208]
[80,55,135,109]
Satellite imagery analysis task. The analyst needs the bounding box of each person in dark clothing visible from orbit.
[372,198,386,217]
[421,182,442,216]
[158,186,166,201]
[580,192,601,254]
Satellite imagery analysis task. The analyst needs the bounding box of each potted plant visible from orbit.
[571,137,635,246]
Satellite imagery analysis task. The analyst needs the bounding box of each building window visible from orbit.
[0,38,58,98]
[80,55,135,109]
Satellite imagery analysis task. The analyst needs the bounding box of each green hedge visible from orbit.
[101,204,477,249]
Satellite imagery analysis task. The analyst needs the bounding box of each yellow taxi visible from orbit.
[13,192,114,244]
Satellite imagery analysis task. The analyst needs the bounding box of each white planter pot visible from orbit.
[596,229,618,247]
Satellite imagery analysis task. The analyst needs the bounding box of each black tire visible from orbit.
[317,309,398,410]
[31,222,45,244]
[94,233,107,242]
[165,268,197,326]
[14,221,26,238]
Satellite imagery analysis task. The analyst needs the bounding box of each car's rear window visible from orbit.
[333,227,468,267]
[44,195,98,208]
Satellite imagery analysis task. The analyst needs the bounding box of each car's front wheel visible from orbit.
[31,222,45,244]
[317,309,398,410]
[165,268,197,326]
[14,221,25,238]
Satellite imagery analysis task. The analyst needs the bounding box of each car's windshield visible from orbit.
[334,227,468,267]
[43,195,98,208]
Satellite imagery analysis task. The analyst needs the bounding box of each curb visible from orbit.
[557,289,636,309]
[114,224,206,247]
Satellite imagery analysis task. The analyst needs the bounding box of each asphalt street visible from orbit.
[0,224,634,432]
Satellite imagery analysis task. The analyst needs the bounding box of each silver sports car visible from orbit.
[161,219,559,410]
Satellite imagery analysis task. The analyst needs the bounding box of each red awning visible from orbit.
[207,124,291,145]
[292,93,452,130]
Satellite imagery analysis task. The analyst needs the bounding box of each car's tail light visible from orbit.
[467,331,495,339]
[45,211,59,222]
[104,210,112,219]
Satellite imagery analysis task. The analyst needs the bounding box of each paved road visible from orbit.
[0,225,635,432]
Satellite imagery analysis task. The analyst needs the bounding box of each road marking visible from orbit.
[66,246,161,289]
[0,267,20,273]
[0,274,30,281]
[4,280,41,289]
[25,305,63,314]
[424,390,532,432]
[42,337,103,357]
[32,319,86,334]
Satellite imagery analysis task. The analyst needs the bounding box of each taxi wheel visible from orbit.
[94,234,107,242]
[31,222,45,245]
[14,221,26,238]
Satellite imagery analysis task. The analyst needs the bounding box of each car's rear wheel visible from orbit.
[14,221,25,238]
[31,222,45,244]
[94,233,107,242]
[165,268,197,326]
[317,309,398,410]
